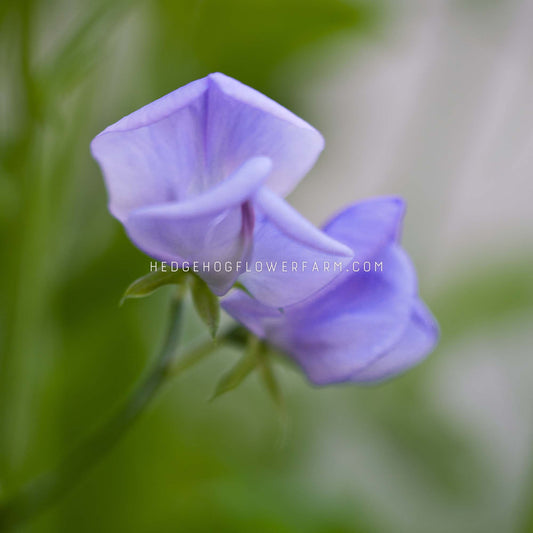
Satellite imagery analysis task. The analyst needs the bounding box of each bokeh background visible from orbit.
[1,0,533,531]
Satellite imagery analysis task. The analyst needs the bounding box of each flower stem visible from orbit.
[0,292,215,530]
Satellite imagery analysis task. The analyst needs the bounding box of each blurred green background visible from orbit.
[1,0,533,531]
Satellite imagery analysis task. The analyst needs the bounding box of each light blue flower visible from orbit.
[222,197,439,385]
[91,73,351,302]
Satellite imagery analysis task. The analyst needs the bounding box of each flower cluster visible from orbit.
[91,73,438,385]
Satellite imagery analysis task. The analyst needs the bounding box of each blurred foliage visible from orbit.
[150,0,376,96]
[0,0,532,532]
[431,257,533,346]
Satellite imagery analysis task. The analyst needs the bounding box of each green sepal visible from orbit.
[120,269,187,305]
[257,343,284,411]
[189,274,220,338]
[257,345,289,444]
[232,281,254,298]
[210,336,260,401]
[170,340,217,377]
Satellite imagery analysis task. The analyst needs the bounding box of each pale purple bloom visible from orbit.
[222,197,439,385]
[91,73,351,301]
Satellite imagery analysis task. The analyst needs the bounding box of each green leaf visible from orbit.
[189,275,220,338]
[210,336,260,400]
[120,269,187,305]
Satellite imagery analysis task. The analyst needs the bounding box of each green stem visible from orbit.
[0,293,219,530]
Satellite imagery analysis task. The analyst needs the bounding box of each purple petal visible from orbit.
[90,78,208,222]
[254,187,353,256]
[128,157,271,220]
[276,245,416,384]
[349,300,439,383]
[124,157,271,295]
[236,196,405,308]
[205,73,324,197]
[221,291,283,338]
[223,244,417,384]
[324,196,405,253]
[94,78,207,134]
[91,73,324,223]
[235,187,352,307]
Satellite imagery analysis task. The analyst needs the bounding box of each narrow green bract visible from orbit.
[120,269,187,305]
[190,274,220,338]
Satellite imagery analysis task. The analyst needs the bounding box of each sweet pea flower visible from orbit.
[91,72,351,301]
[222,197,439,385]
